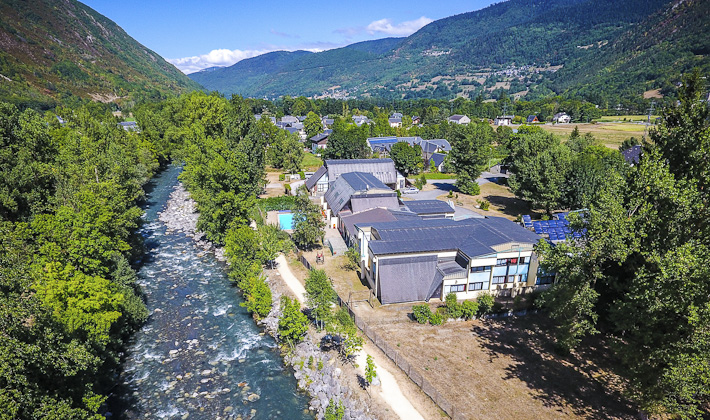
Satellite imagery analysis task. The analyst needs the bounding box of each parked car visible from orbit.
[402,187,419,194]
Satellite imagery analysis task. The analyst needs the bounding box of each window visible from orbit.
[519,257,526,265]
[470,266,492,273]
[492,276,507,284]
[468,282,483,291]
[496,259,507,266]
[450,284,466,293]
[536,275,555,285]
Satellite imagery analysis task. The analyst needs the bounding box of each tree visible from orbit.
[328,307,363,360]
[448,123,494,195]
[390,142,423,176]
[266,131,304,173]
[224,225,262,286]
[304,111,323,139]
[305,269,336,326]
[278,296,308,344]
[323,118,369,159]
[324,399,344,420]
[365,354,377,388]
[477,293,494,316]
[240,275,272,319]
[539,72,710,418]
[565,145,626,209]
[292,188,325,249]
[506,127,572,214]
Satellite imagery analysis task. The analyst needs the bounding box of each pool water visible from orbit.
[278,212,294,230]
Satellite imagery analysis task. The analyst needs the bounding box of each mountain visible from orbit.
[191,0,708,104]
[0,0,201,109]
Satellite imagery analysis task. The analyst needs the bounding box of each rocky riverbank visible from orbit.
[159,182,372,420]
[158,182,226,261]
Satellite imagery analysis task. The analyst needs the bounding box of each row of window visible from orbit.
[491,275,526,284]
[448,282,484,293]
[495,257,527,266]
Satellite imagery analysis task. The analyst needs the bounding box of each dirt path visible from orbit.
[275,254,307,304]
[275,253,427,420]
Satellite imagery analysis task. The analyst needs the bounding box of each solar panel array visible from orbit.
[527,216,587,241]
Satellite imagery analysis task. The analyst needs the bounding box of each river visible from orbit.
[111,165,312,419]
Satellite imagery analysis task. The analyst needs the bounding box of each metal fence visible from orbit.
[298,253,312,271]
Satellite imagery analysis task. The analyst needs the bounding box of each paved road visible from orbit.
[402,171,510,219]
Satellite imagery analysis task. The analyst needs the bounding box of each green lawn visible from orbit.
[595,115,658,123]
[302,153,323,170]
[422,172,457,180]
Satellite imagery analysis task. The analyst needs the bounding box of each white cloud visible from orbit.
[167,48,271,74]
[366,16,433,36]
[168,42,344,74]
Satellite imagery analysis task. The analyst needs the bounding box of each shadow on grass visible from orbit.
[484,193,533,217]
[472,317,636,419]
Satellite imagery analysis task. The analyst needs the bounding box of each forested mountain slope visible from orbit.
[0,0,201,109]
[192,0,707,105]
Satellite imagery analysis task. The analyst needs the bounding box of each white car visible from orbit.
[402,187,419,194]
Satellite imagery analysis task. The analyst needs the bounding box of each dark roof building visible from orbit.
[305,158,404,193]
[324,172,398,216]
[403,200,455,219]
[621,145,642,165]
[358,217,544,304]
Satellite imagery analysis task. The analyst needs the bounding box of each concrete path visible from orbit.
[275,253,425,420]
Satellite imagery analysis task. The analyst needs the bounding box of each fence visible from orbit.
[298,253,312,271]
[335,296,466,420]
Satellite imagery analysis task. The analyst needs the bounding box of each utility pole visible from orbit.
[644,100,656,139]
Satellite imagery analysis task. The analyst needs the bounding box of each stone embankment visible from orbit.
[159,182,372,420]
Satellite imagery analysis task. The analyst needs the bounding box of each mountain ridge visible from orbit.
[0,0,201,108]
[190,0,708,105]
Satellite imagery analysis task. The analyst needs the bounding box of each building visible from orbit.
[621,145,642,165]
[388,117,402,128]
[352,115,372,126]
[411,116,421,125]
[118,121,140,132]
[553,112,571,123]
[366,137,451,161]
[428,153,447,173]
[281,115,299,124]
[448,114,471,125]
[309,132,329,152]
[526,115,539,123]
[494,115,514,126]
[402,200,455,219]
[304,158,406,194]
[356,217,545,304]
[322,117,334,128]
[325,172,402,236]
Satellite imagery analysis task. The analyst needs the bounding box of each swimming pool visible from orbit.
[278,211,294,230]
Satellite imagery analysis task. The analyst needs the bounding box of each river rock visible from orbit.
[247,393,260,402]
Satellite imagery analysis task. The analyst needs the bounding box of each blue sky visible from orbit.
[81,0,497,74]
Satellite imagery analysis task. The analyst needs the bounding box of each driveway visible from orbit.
[402,171,510,219]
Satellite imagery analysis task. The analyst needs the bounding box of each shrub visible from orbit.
[279,173,285,181]
[412,304,432,324]
[478,200,490,211]
[298,171,305,180]
[445,293,462,319]
[285,183,292,193]
[460,300,479,320]
[343,247,359,271]
[429,311,443,325]
[513,294,527,311]
[278,296,308,343]
[477,293,495,316]
[240,275,273,319]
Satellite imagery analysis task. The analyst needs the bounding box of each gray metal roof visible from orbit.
[341,208,399,239]
[324,159,398,185]
[437,260,467,278]
[378,255,439,304]
[304,165,327,190]
[350,195,399,214]
[427,139,451,151]
[403,200,454,215]
[368,217,541,257]
[429,153,446,168]
[324,172,395,215]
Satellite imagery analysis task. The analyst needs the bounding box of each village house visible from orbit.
[526,115,539,123]
[309,132,330,152]
[118,121,140,132]
[448,114,471,125]
[428,153,447,173]
[366,137,451,161]
[388,117,402,128]
[553,112,571,123]
[494,115,514,126]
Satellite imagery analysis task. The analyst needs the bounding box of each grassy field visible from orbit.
[595,115,658,123]
[302,152,323,170]
[422,172,457,180]
[539,122,649,149]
